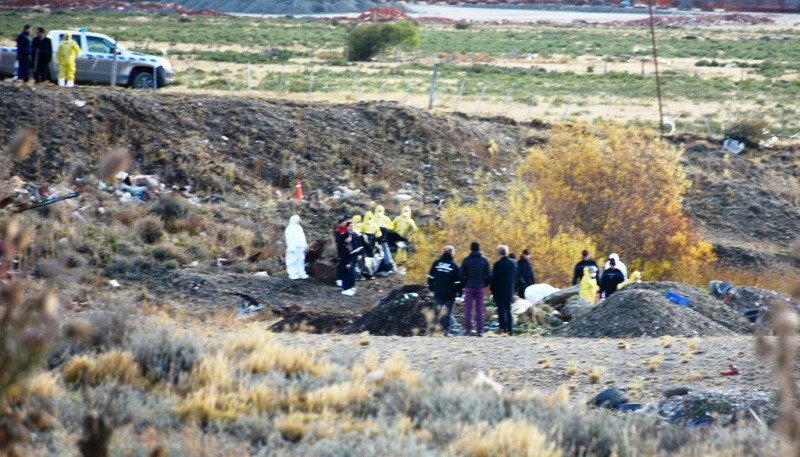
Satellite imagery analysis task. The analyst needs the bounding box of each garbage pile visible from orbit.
[98,171,224,205]
[659,389,776,427]
[590,386,777,428]
[346,285,437,336]
[714,282,800,330]
[557,282,752,338]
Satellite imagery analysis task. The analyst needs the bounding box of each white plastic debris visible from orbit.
[254,271,269,277]
[472,371,503,395]
[97,207,106,214]
[364,369,385,383]
[221,135,229,142]
[524,284,559,304]
[74,100,86,108]
[108,279,121,288]
[723,138,745,154]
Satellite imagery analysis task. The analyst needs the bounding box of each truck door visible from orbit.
[73,33,92,83]
[83,35,116,84]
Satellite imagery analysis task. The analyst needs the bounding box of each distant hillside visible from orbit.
[170,0,383,15]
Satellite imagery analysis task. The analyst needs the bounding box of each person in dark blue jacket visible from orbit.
[460,241,491,336]
[491,245,517,335]
[337,223,361,296]
[572,249,599,286]
[16,24,32,83]
[427,245,462,335]
[516,249,535,299]
[32,27,52,84]
[600,258,625,298]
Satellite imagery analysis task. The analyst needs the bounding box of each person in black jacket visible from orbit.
[516,248,535,299]
[491,245,517,335]
[572,249,599,286]
[427,246,462,335]
[32,27,52,84]
[16,24,33,83]
[460,241,491,337]
[600,258,625,298]
[337,223,361,296]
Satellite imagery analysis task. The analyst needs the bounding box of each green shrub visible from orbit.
[724,118,770,148]
[346,20,420,62]
[152,194,191,222]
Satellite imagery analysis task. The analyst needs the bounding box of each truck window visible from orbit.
[87,36,113,54]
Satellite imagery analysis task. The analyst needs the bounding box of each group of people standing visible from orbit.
[15,24,81,87]
[573,250,641,304]
[428,242,534,337]
[334,205,417,296]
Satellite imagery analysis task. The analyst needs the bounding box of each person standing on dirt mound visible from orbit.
[491,245,517,336]
[461,241,492,337]
[579,266,599,303]
[284,215,309,280]
[393,206,417,264]
[337,223,360,296]
[374,205,396,274]
[516,249,535,299]
[32,27,52,84]
[56,32,81,87]
[600,258,625,298]
[15,24,33,83]
[572,249,599,286]
[428,245,461,336]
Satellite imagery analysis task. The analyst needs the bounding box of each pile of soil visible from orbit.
[557,281,753,338]
[346,284,436,336]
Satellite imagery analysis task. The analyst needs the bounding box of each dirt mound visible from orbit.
[680,143,800,271]
[346,284,436,336]
[270,311,353,333]
[558,281,752,338]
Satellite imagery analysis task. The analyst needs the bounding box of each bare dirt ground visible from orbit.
[266,331,772,405]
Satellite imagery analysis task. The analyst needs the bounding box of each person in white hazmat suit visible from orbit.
[603,253,628,280]
[284,215,309,279]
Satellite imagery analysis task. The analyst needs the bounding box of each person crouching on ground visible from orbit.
[460,241,491,337]
[428,245,461,336]
[491,245,517,336]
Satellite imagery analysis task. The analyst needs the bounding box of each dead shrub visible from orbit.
[135,216,164,244]
[152,194,191,222]
[152,245,189,264]
[131,326,202,384]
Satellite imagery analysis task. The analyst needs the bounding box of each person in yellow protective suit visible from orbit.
[360,211,382,275]
[392,206,417,264]
[579,266,599,303]
[374,205,394,230]
[56,32,81,87]
[360,211,381,236]
[351,215,362,234]
[618,270,642,289]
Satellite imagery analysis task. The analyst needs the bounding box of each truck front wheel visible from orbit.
[131,70,155,89]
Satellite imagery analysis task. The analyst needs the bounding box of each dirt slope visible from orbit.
[171,0,381,14]
[0,84,796,274]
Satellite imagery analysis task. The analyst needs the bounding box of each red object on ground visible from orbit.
[357,7,408,22]
[721,364,739,376]
[294,179,304,200]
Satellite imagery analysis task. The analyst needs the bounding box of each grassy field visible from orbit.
[3,10,800,131]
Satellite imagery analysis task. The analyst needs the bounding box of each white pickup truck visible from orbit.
[0,29,175,88]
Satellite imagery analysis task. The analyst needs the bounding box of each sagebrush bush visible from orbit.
[131,326,202,384]
[152,245,189,264]
[152,194,191,222]
[135,216,164,244]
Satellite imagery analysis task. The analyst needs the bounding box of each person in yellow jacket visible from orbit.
[618,271,642,289]
[374,205,394,230]
[579,266,599,303]
[360,211,381,236]
[392,206,417,264]
[56,32,81,87]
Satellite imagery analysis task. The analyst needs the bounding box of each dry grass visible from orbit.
[648,354,664,373]
[62,350,143,386]
[306,381,371,412]
[564,361,578,376]
[189,352,232,391]
[538,357,552,368]
[588,366,603,384]
[380,352,421,388]
[661,335,674,348]
[450,419,561,457]
[241,342,331,377]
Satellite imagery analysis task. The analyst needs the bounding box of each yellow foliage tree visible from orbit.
[517,123,714,280]
[407,181,594,287]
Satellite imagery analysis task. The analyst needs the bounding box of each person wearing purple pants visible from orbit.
[460,241,491,336]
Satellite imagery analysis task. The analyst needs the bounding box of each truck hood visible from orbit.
[127,51,173,72]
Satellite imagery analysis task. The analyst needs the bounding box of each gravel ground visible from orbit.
[271,332,775,405]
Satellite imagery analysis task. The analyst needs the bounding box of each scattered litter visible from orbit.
[74,100,86,108]
[666,290,691,307]
[253,271,269,277]
[108,279,120,288]
[472,371,503,395]
[364,369,384,384]
[722,138,745,154]
[721,364,739,376]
